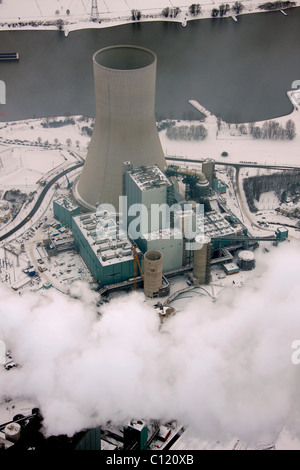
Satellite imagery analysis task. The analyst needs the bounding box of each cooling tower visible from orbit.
[75,45,166,211]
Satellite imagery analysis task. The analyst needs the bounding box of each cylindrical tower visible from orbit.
[237,250,255,270]
[202,159,215,186]
[193,235,211,285]
[144,250,163,298]
[5,423,21,443]
[75,45,166,210]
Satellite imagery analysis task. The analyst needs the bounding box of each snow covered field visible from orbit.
[0,116,90,192]
[160,93,300,169]
[0,90,299,242]
[0,0,299,33]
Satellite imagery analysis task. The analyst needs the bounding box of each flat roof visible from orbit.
[223,262,239,271]
[128,164,171,192]
[197,210,237,238]
[54,196,79,212]
[73,212,136,266]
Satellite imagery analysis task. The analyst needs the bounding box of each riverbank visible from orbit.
[0,88,298,184]
[159,89,300,167]
[0,0,299,34]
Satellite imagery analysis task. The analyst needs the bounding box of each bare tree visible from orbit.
[285,119,296,140]
[232,1,244,13]
[189,3,201,15]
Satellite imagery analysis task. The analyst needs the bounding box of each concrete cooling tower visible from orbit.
[75,45,166,210]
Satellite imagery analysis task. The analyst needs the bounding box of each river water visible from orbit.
[0,8,300,123]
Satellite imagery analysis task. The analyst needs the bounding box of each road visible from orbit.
[0,162,83,242]
[166,155,300,171]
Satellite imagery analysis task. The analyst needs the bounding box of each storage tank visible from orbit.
[193,235,211,285]
[144,250,163,298]
[5,422,21,443]
[237,250,255,270]
[74,45,166,210]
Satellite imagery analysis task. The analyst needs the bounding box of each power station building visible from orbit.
[50,46,267,293]
[53,196,80,228]
[74,45,166,210]
[123,163,184,272]
[124,163,174,235]
[72,211,138,286]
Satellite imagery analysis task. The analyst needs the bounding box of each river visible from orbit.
[0,8,300,123]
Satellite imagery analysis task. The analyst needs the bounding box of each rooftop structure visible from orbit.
[200,210,237,238]
[128,165,171,192]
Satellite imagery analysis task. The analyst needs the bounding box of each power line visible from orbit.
[91,0,99,20]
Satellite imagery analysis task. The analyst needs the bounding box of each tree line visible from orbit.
[166,124,208,140]
[212,1,244,17]
[41,117,75,128]
[258,1,296,10]
[243,171,300,212]
[248,119,296,140]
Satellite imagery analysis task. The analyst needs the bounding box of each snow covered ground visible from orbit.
[0,90,299,243]
[0,0,299,34]
[0,116,90,193]
[160,93,300,169]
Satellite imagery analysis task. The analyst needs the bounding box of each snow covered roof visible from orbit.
[128,164,171,191]
[73,212,135,266]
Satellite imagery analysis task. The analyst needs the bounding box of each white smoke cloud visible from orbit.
[0,241,300,446]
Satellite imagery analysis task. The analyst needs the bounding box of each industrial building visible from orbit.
[201,158,215,186]
[51,160,263,292]
[223,262,240,275]
[62,45,269,292]
[49,56,289,295]
[124,163,174,236]
[72,212,138,287]
[275,226,289,241]
[74,45,166,210]
[53,196,80,228]
[200,210,244,250]
[213,178,227,194]
[123,162,184,273]
[139,229,184,273]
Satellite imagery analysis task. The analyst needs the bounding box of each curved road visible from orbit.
[0,162,83,242]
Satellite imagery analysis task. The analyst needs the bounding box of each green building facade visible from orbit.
[72,213,136,287]
[53,196,80,228]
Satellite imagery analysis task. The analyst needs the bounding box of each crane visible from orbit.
[132,245,144,291]
[65,174,72,189]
